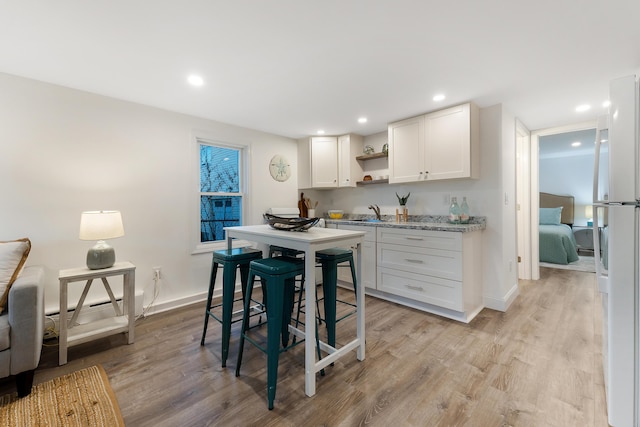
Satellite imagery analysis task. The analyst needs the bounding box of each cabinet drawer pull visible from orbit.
[405,237,424,241]
[406,285,424,292]
[405,259,424,264]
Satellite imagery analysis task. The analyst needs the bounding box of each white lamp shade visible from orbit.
[79,211,125,241]
[585,205,594,218]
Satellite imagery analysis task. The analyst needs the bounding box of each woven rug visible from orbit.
[0,365,124,426]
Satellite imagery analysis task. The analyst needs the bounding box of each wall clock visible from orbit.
[269,154,291,182]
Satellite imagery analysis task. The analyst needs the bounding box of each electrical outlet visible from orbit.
[153,267,161,280]
[444,193,450,205]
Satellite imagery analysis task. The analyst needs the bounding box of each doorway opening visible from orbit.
[519,120,597,280]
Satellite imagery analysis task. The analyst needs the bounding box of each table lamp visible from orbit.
[585,205,593,226]
[79,210,125,269]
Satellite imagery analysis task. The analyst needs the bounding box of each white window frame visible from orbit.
[192,135,251,253]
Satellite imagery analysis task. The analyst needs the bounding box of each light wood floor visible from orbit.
[0,268,609,426]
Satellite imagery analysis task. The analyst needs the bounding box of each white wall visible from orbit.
[0,73,519,317]
[0,73,298,314]
[539,153,594,225]
[304,104,519,312]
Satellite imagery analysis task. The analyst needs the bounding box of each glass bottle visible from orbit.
[449,197,461,224]
[460,197,470,224]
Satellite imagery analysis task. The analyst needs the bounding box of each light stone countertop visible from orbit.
[325,214,486,233]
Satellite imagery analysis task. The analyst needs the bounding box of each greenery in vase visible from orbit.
[396,192,410,206]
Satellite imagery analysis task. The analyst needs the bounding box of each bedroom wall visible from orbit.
[0,72,299,314]
[539,152,594,225]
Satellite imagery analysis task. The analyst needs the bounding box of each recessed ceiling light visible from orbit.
[187,75,204,86]
[575,104,591,112]
[433,94,446,102]
[317,130,325,135]
[358,117,368,124]
[571,141,582,147]
[602,100,611,108]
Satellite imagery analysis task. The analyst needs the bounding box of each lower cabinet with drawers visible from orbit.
[375,227,483,323]
[327,222,483,323]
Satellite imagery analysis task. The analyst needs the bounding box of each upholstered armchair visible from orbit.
[0,265,45,396]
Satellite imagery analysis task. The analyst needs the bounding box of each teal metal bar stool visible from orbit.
[200,247,263,367]
[235,257,306,410]
[315,248,357,348]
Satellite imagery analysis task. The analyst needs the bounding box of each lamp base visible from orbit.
[86,240,116,270]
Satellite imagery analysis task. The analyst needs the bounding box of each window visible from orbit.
[199,142,244,243]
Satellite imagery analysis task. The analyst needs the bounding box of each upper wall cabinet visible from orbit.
[388,103,479,184]
[298,134,363,189]
[338,134,364,187]
[312,136,339,187]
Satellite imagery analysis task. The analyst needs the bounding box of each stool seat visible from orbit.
[316,248,353,262]
[268,245,304,258]
[250,257,304,275]
[201,247,263,367]
[212,247,263,262]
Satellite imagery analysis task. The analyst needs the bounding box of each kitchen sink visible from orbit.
[343,219,382,222]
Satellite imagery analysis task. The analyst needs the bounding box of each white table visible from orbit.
[58,261,136,365]
[225,224,365,396]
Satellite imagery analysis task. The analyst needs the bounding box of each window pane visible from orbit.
[200,195,242,242]
[200,145,240,193]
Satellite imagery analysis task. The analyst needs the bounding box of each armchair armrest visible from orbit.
[8,266,44,375]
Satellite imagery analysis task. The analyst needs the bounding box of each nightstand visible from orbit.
[58,261,136,365]
[573,226,594,254]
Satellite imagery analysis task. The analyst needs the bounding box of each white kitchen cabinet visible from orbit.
[388,103,479,183]
[312,136,338,188]
[375,227,483,323]
[388,115,425,183]
[336,224,376,290]
[297,134,363,189]
[338,134,364,187]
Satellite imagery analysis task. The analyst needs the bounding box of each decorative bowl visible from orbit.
[328,210,344,219]
[264,214,319,231]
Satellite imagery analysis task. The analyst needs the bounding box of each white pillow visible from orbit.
[0,238,31,312]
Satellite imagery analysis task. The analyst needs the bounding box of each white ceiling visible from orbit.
[1,1,639,139]
[539,128,597,158]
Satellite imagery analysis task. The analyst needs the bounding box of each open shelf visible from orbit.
[356,179,389,186]
[356,152,388,161]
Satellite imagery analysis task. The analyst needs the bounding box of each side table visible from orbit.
[573,226,595,255]
[58,261,136,365]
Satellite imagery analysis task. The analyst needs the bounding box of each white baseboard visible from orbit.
[139,291,208,317]
[483,283,519,312]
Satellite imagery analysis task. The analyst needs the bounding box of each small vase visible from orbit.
[396,206,408,222]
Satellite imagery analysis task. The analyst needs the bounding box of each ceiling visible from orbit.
[1,1,639,139]
[539,128,597,158]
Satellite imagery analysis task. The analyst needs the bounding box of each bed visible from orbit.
[539,192,580,265]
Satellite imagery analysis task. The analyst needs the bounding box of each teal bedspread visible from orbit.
[539,224,580,265]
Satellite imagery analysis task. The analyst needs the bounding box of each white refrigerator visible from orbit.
[593,74,640,427]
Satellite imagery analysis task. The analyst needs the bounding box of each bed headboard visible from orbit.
[540,192,574,226]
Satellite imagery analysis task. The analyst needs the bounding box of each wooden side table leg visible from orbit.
[126,271,135,343]
[59,279,68,365]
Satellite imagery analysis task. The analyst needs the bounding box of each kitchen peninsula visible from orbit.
[326,215,486,323]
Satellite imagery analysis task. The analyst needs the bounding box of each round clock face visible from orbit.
[269,155,291,182]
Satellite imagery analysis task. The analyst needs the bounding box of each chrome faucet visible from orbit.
[368,204,381,220]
